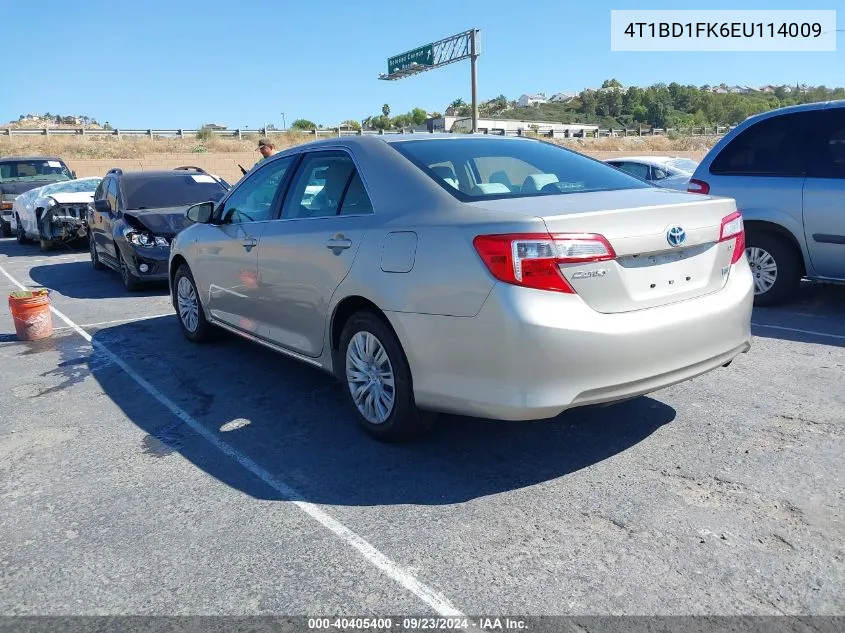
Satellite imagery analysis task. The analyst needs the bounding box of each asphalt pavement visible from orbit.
[0,237,843,616]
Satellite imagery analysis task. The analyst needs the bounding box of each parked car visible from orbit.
[168,134,753,442]
[604,156,699,190]
[0,156,76,237]
[688,100,845,305]
[12,177,102,250]
[88,167,229,290]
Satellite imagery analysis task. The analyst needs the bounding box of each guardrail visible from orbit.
[1,125,738,140]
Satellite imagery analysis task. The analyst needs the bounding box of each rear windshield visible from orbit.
[121,174,228,210]
[666,158,699,172]
[390,138,650,200]
[0,160,72,182]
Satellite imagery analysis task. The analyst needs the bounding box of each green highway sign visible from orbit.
[387,43,434,74]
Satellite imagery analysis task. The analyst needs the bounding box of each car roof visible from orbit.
[605,155,689,164]
[273,132,539,153]
[0,155,67,163]
[115,169,223,180]
[740,98,845,126]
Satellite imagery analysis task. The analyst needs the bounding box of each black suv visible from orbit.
[88,166,229,291]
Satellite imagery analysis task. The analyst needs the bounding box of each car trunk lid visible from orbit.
[470,188,741,313]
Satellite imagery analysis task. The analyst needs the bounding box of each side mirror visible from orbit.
[186,201,215,224]
[94,199,112,215]
[71,171,77,179]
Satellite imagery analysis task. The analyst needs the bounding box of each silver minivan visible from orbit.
[689,100,845,305]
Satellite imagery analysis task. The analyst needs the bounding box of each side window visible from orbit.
[618,162,650,180]
[338,172,374,215]
[94,178,108,201]
[710,112,811,177]
[106,178,119,212]
[805,109,845,179]
[652,166,670,181]
[218,156,293,224]
[282,151,356,220]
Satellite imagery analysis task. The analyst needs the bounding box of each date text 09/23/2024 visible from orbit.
[307,617,528,631]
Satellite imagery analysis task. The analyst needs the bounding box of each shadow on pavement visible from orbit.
[0,236,86,258]
[752,282,845,348]
[28,261,168,299]
[74,316,676,507]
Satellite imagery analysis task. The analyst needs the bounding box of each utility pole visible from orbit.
[281,112,286,129]
[470,29,479,133]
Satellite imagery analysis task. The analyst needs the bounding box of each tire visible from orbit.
[338,311,436,442]
[745,232,802,307]
[39,238,53,252]
[116,248,142,292]
[173,264,214,343]
[89,235,105,270]
[0,221,7,238]
[15,217,31,245]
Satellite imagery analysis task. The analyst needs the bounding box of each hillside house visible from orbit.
[517,93,548,108]
[549,92,577,103]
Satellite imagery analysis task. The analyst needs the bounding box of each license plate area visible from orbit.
[617,244,714,296]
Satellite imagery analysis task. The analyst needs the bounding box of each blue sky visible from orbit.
[2,0,841,128]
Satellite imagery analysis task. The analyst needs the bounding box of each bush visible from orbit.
[291,119,317,130]
[196,126,213,141]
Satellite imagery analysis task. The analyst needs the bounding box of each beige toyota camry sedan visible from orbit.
[168,134,753,441]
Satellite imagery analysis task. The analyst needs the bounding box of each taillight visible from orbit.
[687,178,710,195]
[0,201,12,210]
[472,232,616,293]
[719,211,745,264]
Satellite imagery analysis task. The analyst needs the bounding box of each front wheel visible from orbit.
[339,311,436,442]
[173,264,214,342]
[89,235,105,270]
[117,249,141,292]
[15,217,31,245]
[745,232,801,306]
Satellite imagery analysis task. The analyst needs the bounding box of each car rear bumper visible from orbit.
[387,262,754,421]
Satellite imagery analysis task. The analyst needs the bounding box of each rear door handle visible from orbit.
[242,237,258,250]
[326,237,352,250]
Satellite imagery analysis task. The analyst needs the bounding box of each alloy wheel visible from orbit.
[746,246,778,295]
[345,331,396,425]
[177,276,199,333]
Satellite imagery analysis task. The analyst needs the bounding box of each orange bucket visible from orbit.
[8,289,54,341]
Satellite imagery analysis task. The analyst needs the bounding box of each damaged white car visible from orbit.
[12,177,102,250]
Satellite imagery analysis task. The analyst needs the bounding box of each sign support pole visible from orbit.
[470,29,479,133]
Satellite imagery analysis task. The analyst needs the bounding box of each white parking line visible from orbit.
[1,264,463,616]
[53,313,174,331]
[752,322,845,341]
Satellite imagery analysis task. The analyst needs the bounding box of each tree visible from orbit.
[410,108,428,125]
[382,104,390,117]
[369,115,391,131]
[341,119,361,131]
[391,114,411,129]
[601,78,623,89]
[291,118,317,130]
[103,121,113,130]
